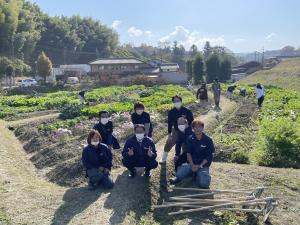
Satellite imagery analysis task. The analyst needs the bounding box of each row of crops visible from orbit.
[0,85,196,119]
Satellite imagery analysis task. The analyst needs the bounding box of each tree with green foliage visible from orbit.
[189,44,198,58]
[203,41,212,60]
[192,53,204,84]
[185,60,193,80]
[219,58,232,82]
[36,51,52,83]
[206,53,220,83]
[172,41,186,71]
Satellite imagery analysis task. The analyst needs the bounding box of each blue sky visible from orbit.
[32,0,300,53]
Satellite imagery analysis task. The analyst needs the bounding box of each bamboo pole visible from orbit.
[172,187,253,194]
[169,197,234,202]
[155,200,268,209]
[176,205,263,213]
[168,197,273,215]
[170,192,215,198]
[169,196,254,202]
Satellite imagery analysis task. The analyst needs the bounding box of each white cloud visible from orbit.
[265,32,277,41]
[127,27,154,39]
[158,26,225,49]
[128,26,143,37]
[234,38,246,43]
[145,30,153,38]
[111,20,122,30]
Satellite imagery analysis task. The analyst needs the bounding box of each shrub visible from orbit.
[254,117,300,168]
[231,149,249,164]
[59,103,83,119]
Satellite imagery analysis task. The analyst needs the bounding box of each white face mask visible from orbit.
[174,102,182,109]
[178,125,186,132]
[91,141,99,146]
[135,133,145,141]
[101,118,109,124]
[136,109,144,115]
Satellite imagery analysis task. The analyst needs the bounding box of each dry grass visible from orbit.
[238,58,300,91]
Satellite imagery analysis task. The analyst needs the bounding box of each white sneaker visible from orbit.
[159,152,168,164]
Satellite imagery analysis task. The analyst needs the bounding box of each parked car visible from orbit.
[66,77,79,84]
[17,79,38,87]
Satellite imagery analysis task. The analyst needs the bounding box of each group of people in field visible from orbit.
[82,94,214,190]
[196,79,266,108]
[82,81,266,190]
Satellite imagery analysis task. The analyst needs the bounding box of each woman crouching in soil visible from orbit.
[82,130,114,190]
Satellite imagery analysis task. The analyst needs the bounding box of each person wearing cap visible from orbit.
[174,117,193,172]
[171,120,215,189]
[254,83,266,108]
[196,82,208,104]
[93,110,120,150]
[131,102,153,137]
[159,95,194,164]
[82,130,114,190]
[122,124,158,177]
[212,79,221,108]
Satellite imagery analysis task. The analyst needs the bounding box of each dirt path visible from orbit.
[1,95,298,225]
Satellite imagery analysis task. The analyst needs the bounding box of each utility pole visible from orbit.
[10,34,15,88]
[63,47,66,65]
[262,47,265,68]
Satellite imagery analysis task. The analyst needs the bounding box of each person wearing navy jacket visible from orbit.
[93,110,120,150]
[159,95,194,164]
[82,130,114,190]
[174,117,193,172]
[122,124,158,177]
[131,102,153,137]
[171,120,215,188]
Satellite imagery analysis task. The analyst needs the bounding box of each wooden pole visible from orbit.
[176,205,263,213]
[168,197,273,215]
[169,197,234,202]
[170,196,254,201]
[172,187,253,194]
[155,200,268,209]
[170,192,215,199]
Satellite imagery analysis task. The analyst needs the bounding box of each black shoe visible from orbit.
[169,178,181,185]
[143,169,151,177]
[128,168,136,178]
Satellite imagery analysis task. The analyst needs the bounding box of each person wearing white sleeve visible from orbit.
[254,83,265,108]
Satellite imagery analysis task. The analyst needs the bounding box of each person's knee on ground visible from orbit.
[196,169,211,189]
[175,164,193,181]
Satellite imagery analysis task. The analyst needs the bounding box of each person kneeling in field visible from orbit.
[174,117,193,172]
[171,120,215,189]
[82,130,114,190]
[122,124,158,178]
